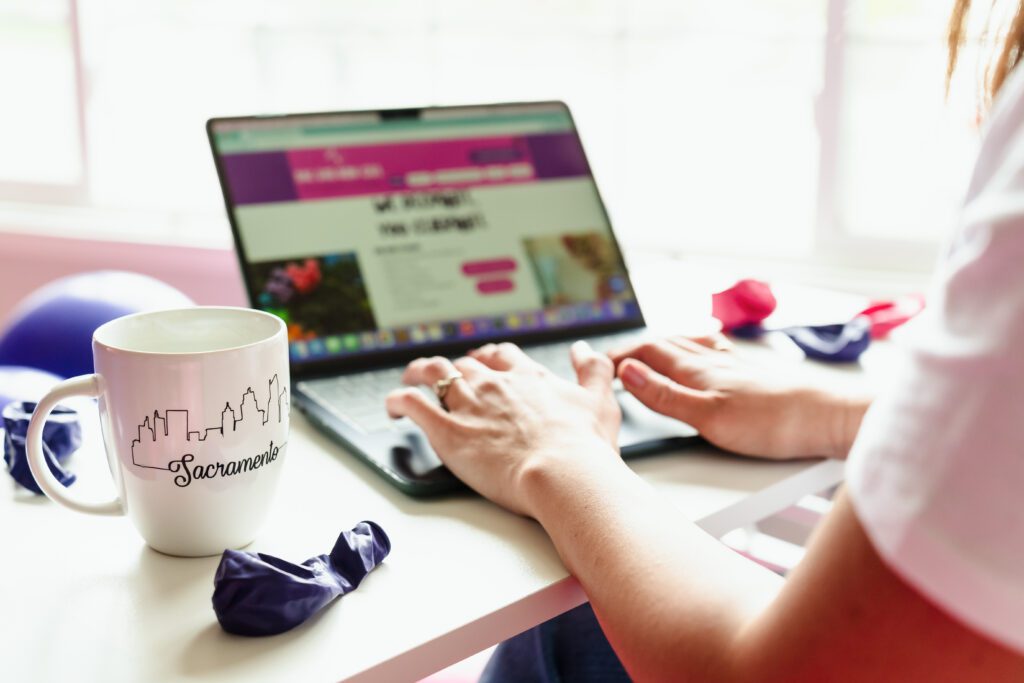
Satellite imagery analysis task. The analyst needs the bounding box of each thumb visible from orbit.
[570,340,615,394]
[618,359,712,425]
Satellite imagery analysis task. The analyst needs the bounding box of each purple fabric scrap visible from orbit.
[782,317,871,363]
[3,401,81,493]
[212,520,391,636]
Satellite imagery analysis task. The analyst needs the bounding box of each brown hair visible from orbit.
[948,0,1024,104]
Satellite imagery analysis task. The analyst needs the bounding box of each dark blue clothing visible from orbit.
[480,603,632,682]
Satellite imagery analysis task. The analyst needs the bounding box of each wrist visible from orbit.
[517,438,629,524]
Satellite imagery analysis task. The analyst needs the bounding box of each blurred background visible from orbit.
[0,0,987,304]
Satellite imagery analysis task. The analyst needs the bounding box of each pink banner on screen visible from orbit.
[221,131,589,205]
[288,136,537,201]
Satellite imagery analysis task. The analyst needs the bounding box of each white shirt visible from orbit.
[846,65,1024,655]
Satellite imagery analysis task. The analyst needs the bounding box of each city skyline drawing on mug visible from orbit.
[130,375,289,487]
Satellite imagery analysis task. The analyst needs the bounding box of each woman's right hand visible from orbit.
[608,334,870,460]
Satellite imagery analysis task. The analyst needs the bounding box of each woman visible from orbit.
[387,1,1024,679]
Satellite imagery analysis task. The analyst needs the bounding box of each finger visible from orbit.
[606,339,645,365]
[607,339,705,386]
[452,355,490,379]
[570,340,614,394]
[401,355,474,409]
[617,359,713,426]
[607,337,682,366]
[385,388,456,434]
[402,355,459,386]
[470,342,532,372]
[670,334,733,353]
[706,333,735,352]
[451,357,489,406]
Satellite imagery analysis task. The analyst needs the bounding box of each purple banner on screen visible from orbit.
[221,132,590,206]
[526,132,591,180]
[222,152,297,205]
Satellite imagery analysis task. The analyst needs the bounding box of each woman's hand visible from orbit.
[385,341,624,516]
[609,335,869,460]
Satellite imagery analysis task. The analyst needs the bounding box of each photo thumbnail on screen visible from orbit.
[523,231,634,308]
[251,252,377,341]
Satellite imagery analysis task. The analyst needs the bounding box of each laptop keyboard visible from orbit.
[301,366,410,434]
[299,331,645,434]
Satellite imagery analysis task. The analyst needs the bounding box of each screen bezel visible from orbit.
[207,100,646,379]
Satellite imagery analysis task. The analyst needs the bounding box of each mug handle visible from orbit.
[26,375,124,516]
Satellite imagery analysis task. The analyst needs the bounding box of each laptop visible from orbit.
[207,101,698,496]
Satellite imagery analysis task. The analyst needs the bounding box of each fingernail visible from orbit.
[621,364,647,388]
[571,340,591,354]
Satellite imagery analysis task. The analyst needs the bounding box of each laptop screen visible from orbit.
[209,102,642,367]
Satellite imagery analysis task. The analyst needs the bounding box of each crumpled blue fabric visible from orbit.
[782,317,871,363]
[212,520,391,636]
[3,401,81,493]
[726,319,871,363]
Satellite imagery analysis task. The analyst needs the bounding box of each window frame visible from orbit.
[0,0,90,206]
[813,0,942,272]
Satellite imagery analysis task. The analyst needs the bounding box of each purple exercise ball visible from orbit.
[0,271,193,378]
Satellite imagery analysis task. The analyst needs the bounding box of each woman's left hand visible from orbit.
[384,341,623,516]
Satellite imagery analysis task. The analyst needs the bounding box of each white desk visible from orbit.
[2,273,890,682]
[1,395,850,682]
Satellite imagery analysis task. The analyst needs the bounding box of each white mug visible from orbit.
[26,307,290,557]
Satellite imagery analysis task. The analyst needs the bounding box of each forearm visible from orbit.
[526,456,1024,682]
[523,447,785,681]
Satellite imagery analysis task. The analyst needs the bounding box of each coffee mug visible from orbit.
[26,307,290,557]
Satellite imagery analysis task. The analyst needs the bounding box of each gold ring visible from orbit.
[433,372,464,407]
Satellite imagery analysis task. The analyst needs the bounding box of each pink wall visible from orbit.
[0,231,248,325]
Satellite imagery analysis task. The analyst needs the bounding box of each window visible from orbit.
[1,0,980,273]
[820,0,979,271]
[0,0,86,199]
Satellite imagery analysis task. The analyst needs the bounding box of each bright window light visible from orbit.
[0,0,983,273]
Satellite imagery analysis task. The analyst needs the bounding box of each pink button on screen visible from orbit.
[461,258,517,276]
[477,279,515,294]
